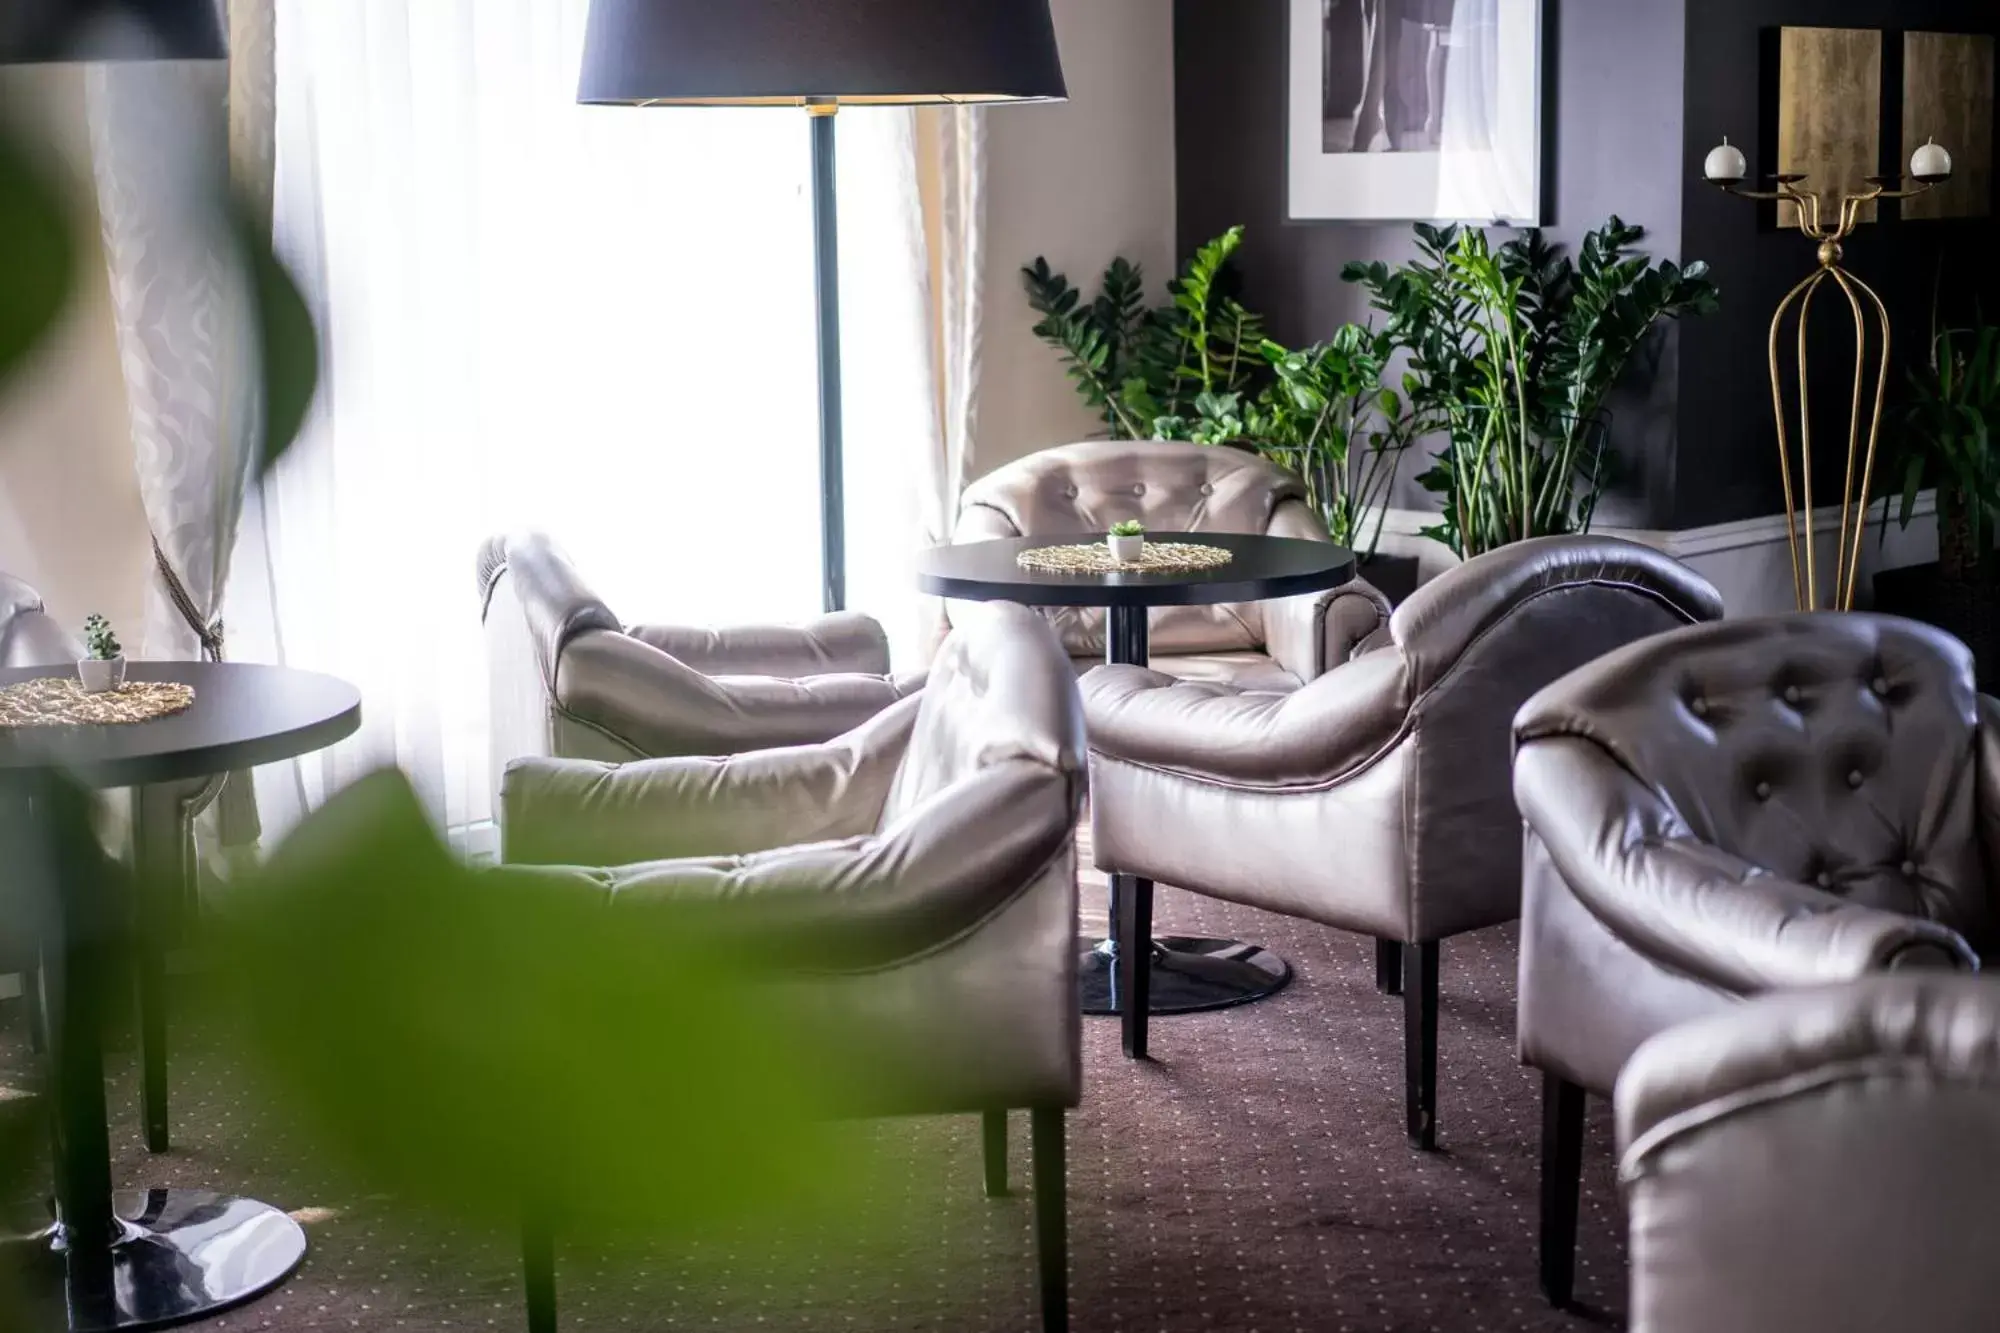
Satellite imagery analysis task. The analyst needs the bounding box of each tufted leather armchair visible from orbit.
[1514,612,1994,1308]
[1,572,78,668]
[946,440,1391,688]
[1615,974,2000,1333]
[478,532,922,797]
[499,601,1085,1332]
[1086,536,1724,1147]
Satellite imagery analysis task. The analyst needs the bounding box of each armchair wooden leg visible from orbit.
[522,1218,557,1333]
[1030,1106,1068,1333]
[1403,941,1438,1150]
[1374,938,1403,996]
[982,1108,1009,1197]
[1539,1072,1586,1309]
[1116,874,1153,1060]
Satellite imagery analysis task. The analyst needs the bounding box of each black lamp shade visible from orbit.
[0,0,227,64]
[577,0,1067,107]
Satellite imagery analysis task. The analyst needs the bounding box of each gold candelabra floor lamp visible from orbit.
[1703,135,1954,610]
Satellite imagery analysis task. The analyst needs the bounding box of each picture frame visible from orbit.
[1287,0,1545,224]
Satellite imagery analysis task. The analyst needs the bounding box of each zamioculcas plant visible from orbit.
[1023,227,1264,442]
[1346,218,1718,558]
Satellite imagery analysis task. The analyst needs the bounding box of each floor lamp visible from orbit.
[578,0,1068,614]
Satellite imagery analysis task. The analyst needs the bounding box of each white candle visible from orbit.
[1704,137,1747,182]
[1910,138,1953,180]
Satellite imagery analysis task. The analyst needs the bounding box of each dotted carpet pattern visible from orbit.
[2,858,1629,1332]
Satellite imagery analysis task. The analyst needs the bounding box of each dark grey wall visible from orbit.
[1175,0,1689,523]
[1174,0,2000,529]
[1677,0,2000,526]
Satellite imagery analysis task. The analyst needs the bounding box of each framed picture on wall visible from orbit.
[1288,0,1544,223]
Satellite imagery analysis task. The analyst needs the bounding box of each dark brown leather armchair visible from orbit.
[479,532,922,793]
[1515,612,1992,1307]
[499,601,1086,1332]
[947,440,1390,687]
[1616,974,2000,1333]
[1086,536,1723,1147]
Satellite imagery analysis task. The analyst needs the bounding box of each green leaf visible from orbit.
[236,199,320,473]
[0,123,77,393]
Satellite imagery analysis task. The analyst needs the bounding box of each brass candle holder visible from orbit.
[1703,136,1954,610]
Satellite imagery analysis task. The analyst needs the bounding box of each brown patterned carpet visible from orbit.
[2,875,1629,1332]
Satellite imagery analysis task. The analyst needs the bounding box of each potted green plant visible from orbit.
[1107,519,1146,563]
[1876,314,2000,684]
[78,614,125,693]
[1344,218,1718,558]
[1024,229,1422,594]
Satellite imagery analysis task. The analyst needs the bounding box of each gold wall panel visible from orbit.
[1777,27,1883,229]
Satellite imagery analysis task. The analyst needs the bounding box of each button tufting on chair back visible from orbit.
[1516,613,1994,943]
[949,440,1324,662]
[956,439,1307,538]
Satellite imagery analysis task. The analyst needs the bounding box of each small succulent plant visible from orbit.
[1110,520,1145,537]
[83,614,122,661]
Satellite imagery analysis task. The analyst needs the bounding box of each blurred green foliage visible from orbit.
[204,770,883,1240]
[0,125,74,385]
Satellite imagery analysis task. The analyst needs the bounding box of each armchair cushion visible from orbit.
[1514,735,1976,996]
[627,613,891,679]
[557,633,914,760]
[1515,613,1999,953]
[1614,974,2000,1333]
[1084,648,1407,787]
[479,532,920,773]
[497,601,1086,1117]
[502,693,922,867]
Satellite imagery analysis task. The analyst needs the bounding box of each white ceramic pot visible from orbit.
[1107,534,1144,562]
[77,656,127,694]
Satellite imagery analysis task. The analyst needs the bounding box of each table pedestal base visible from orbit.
[1078,935,1292,1015]
[14,1190,306,1332]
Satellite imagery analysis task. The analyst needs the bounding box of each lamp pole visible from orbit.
[807,100,845,614]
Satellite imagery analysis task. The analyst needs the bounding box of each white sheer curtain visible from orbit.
[233,0,940,839]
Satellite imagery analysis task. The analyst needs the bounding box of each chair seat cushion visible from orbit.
[1069,651,1301,695]
[1081,650,1409,788]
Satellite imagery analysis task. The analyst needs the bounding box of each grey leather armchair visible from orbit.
[478,532,921,792]
[1,572,77,667]
[947,440,1390,688]
[1086,536,1723,1148]
[499,601,1086,1332]
[1515,612,1993,1308]
[1617,975,2000,1333]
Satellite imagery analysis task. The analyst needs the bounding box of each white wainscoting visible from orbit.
[1376,491,1939,616]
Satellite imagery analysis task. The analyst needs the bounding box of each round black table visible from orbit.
[1,662,360,1332]
[918,532,1357,1043]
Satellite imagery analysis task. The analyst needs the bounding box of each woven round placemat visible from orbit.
[1016,541,1234,575]
[0,677,196,729]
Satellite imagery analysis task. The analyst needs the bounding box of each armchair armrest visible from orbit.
[503,693,921,866]
[1617,973,2000,1157]
[1261,500,1390,681]
[627,613,892,679]
[1082,647,1408,786]
[558,633,917,758]
[1515,735,1976,995]
[514,758,1077,972]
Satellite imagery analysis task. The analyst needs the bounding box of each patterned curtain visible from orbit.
[914,105,989,655]
[85,0,276,851]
